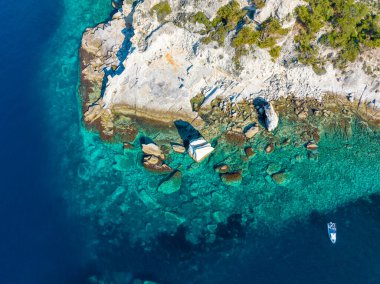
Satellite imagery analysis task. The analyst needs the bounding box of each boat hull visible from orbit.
[327,222,337,244]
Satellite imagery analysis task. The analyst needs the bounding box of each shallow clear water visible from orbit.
[2,0,380,283]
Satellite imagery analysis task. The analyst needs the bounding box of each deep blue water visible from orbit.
[1,1,380,283]
[0,1,85,283]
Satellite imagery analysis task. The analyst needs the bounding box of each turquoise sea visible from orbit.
[1,0,380,283]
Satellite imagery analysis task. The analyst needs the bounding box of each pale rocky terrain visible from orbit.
[79,0,380,139]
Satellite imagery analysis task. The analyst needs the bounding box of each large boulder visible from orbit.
[188,138,214,162]
[264,103,279,131]
[142,143,165,159]
[143,155,172,173]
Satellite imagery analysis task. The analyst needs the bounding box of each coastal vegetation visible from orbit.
[189,1,290,66]
[189,0,379,72]
[150,1,172,22]
[198,1,247,46]
[295,0,380,70]
[231,17,289,65]
[190,93,206,112]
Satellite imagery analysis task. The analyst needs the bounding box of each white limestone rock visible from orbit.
[84,0,380,124]
[255,0,305,23]
[188,138,214,162]
[264,103,279,132]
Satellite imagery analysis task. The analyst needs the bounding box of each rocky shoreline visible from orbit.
[79,0,379,143]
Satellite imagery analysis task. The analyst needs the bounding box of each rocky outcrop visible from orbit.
[141,142,172,173]
[265,143,275,153]
[143,155,172,173]
[214,164,230,174]
[245,147,255,157]
[142,143,165,159]
[80,11,127,139]
[79,0,380,139]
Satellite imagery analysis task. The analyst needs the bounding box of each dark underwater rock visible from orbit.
[221,171,242,185]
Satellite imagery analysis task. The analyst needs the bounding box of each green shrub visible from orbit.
[261,17,289,36]
[150,1,172,22]
[269,46,281,60]
[200,1,247,46]
[231,17,288,67]
[190,93,206,112]
[294,31,319,66]
[358,14,380,48]
[258,37,276,48]
[295,0,333,34]
[211,0,247,29]
[191,11,212,30]
[256,17,289,48]
[232,26,260,47]
[295,0,380,69]
[232,46,250,69]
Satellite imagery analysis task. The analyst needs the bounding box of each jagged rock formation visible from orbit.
[79,0,380,139]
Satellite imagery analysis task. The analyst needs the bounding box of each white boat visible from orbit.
[327,222,337,244]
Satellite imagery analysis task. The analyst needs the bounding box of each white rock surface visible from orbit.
[95,0,379,120]
[255,0,305,23]
[188,138,214,162]
[263,103,279,131]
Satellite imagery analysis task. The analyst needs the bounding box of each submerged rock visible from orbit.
[172,144,186,153]
[308,152,319,161]
[306,141,319,151]
[271,171,290,185]
[158,171,182,194]
[143,155,172,173]
[221,171,242,185]
[266,163,282,175]
[245,147,255,157]
[123,142,134,150]
[265,143,275,153]
[214,164,230,174]
[225,131,246,146]
[164,212,185,226]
